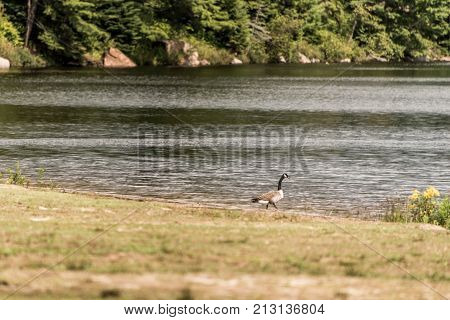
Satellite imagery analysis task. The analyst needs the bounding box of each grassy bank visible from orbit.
[0,39,45,68]
[0,184,448,299]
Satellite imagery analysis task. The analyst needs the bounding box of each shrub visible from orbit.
[431,196,450,229]
[246,39,269,64]
[317,30,358,62]
[383,197,408,223]
[0,6,21,46]
[267,15,301,62]
[4,162,28,186]
[0,38,46,67]
[407,187,440,223]
[359,31,405,60]
[292,40,322,61]
[186,37,234,65]
[385,187,450,229]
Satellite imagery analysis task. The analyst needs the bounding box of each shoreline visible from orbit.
[16,183,385,221]
[13,183,341,220]
[2,60,450,71]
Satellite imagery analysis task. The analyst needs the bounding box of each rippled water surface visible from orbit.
[0,64,449,215]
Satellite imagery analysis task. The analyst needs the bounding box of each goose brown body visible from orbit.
[253,189,284,204]
[251,173,289,209]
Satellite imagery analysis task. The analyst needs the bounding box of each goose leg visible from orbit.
[273,203,278,210]
[266,203,269,210]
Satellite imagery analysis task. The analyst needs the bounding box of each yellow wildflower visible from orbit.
[409,189,420,201]
[423,186,440,199]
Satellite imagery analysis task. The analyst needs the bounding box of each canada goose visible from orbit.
[251,173,289,209]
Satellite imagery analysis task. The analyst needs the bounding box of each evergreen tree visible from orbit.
[35,0,109,63]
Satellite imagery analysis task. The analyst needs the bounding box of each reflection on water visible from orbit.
[0,64,449,215]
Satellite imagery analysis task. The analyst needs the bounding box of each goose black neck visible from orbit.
[278,176,285,190]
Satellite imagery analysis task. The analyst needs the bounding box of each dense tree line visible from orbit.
[0,0,449,66]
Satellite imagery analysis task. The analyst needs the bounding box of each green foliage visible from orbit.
[246,38,269,63]
[35,0,110,64]
[384,187,450,229]
[0,2,44,67]
[97,0,147,54]
[0,2,21,45]
[4,162,28,186]
[359,31,404,60]
[293,40,322,60]
[431,197,450,229]
[317,30,357,61]
[37,167,46,184]
[0,38,45,67]
[0,0,448,65]
[267,15,301,62]
[188,36,234,64]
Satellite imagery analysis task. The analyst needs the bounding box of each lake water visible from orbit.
[0,64,449,216]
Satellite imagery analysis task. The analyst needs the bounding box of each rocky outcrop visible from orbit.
[163,40,191,56]
[0,57,10,69]
[414,56,429,62]
[366,55,388,62]
[180,51,210,67]
[163,40,210,67]
[278,55,286,63]
[199,59,210,66]
[103,48,137,68]
[184,51,200,67]
[439,56,450,62]
[340,58,351,63]
[231,57,243,65]
[311,58,320,63]
[297,53,311,64]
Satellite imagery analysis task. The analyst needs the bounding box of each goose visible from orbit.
[251,173,289,209]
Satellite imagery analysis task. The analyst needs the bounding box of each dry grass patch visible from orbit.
[0,184,448,299]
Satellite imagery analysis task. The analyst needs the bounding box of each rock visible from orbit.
[82,54,102,67]
[414,56,429,62]
[161,40,210,67]
[184,51,200,67]
[199,59,210,66]
[366,54,388,63]
[0,56,10,69]
[163,40,208,67]
[103,48,136,68]
[163,40,191,56]
[279,55,286,63]
[438,56,450,62]
[297,53,311,64]
[340,58,351,63]
[231,57,243,65]
[311,58,320,63]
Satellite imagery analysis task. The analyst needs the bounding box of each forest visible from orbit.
[0,0,449,67]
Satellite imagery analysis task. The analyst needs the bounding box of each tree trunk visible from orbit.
[25,0,38,48]
[348,19,358,42]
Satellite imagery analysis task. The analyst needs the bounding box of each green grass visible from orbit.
[0,184,448,299]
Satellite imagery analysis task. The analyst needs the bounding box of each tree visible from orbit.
[25,0,38,48]
[35,0,109,63]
